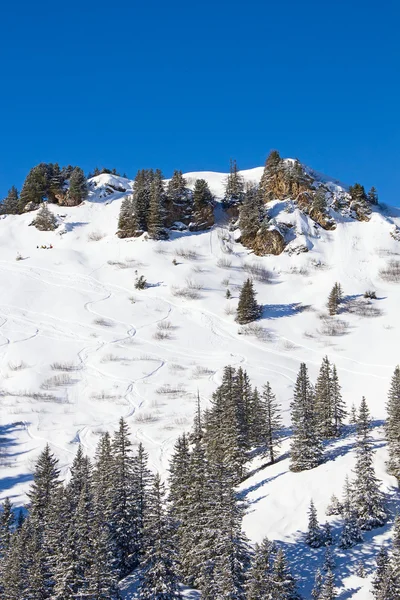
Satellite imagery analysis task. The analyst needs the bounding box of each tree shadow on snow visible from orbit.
[262,303,303,320]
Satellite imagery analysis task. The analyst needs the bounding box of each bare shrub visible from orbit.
[51,361,80,371]
[41,374,76,389]
[185,278,203,291]
[171,286,201,300]
[242,262,272,283]
[319,317,349,336]
[134,412,159,423]
[310,259,330,271]
[288,266,310,276]
[107,260,130,269]
[346,299,382,318]
[191,366,215,378]
[282,339,298,351]
[217,257,232,269]
[88,230,105,242]
[379,260,400,282]
[174,416,189,426]
[93,317,114,327]
[157,321,173,330]
[191,265,206,273]
[8,361,29,371]
[91,391,120,401]
[221,277,230,287]
[176,248,200,260]
[224,304,236,316]
[153,330,171,340]
[156,384,185,396]
[155,247,169,255]
[364,290,377,299]
[101,353,129,362]
[239,324,274,341]
[169,363,186,372]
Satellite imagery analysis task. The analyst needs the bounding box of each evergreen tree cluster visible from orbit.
[371,515,400,598]
[117,169,214,239]
[8,163,88,213]
[385,365,400,483]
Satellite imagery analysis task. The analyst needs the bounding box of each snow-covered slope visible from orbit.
[1,168,399,598]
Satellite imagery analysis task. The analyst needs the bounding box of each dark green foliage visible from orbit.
[223,158,244,207]
[239,183,264,239]
[68,167,88,205]
[386,365,400,482]
[117,196,135,238]
[313,187,327,214]
[1,186,19,214]
[259,382,283,463]
[290,363,323,471]
[349,183,368,203]
[31,203,58,231]
[135,275,147,289]
[305,500,325,548]
[132,169,154,232]
[236,278,262,324]
[327,282,343,316]
[315,357,346,438]
[368,186,379,205]
[18,163,50,210]
[245,537,276,599]
[192,178,214,230]
[148,169,167,240]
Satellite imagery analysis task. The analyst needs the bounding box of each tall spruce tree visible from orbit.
[148,169,167,239]
[192,178,214,230]
[117,196,135,238]
[1,186,19,214]
[290,363,323,471]
[260,382,283,463]
[338,477,363,549]
[386,365,400,483]
[236,278,262,325]
[305,500,325,548]
[238,183,264,240]
[139,474,181,600]
[245,537,276,600]
[32,203,58,231]
[68,167,88,205]
[352,398,387,530]
[18,163,49,211]
[223,158,244,207]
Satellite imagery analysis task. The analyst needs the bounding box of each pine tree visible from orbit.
[323,545,335,572]
[223,158,244,207]
[322,522,333,546]
[260,382,283,463]
[352,397,387,530]
[372,546,390,597]
[312,568,323,600]
[338,477,363,549]
[290,363,323,472]
[148,169,167,239]
[245,537,276,600]
[386,365,400,483]
[18,163,49,211]
[315,356,334,438]
[331,365,346,436]
[356,561,366,577]
[306,500,325,548]
[236,278,261,324]
[132,169,153,232]
[320,568,336,599]
[32,203,58,231]
[312,187,327,215]
[271,547,300,599]
[1,186,19,214]
[117,195,135,238]
[191,178,214,230]
[28,444,62,525]
[239,183,264,240]
[388,513,400,595]
[66,444,92,512]
[350,403,358,424]
[132,442,154,560]
[368,186,379,205]
[68,167,88,205]
[259,150,282,203]
[327,283,343,316]
[326,494,342,516]
[110,418,137,577]
[139,474,181,599]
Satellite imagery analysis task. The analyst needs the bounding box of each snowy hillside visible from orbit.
[1,166,400,597]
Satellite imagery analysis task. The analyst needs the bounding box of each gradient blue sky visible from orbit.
[1,0,399,202]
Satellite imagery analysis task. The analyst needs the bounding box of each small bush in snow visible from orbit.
[153,330,171,340]
[217,257,232,269]
[87,230,105,242]
[135,275,147,290]
[176,248,200,260]
[93,317,114,327]
[364,289,377,299]
[41,374,76,389]
[379,260,400,282]
[319,317,349,336]
[242,262,272,283]
[31,203,58,231]
[50,362,80,372]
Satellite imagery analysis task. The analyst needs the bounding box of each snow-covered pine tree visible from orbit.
[168,433,191,525]
[32,202,58,231]
[271,547,300,599]
[312,568,323,600]
[320,568,336,599]
[386,365,400,483]
[290,363,323,472]
[306,500,325,548]
[132,169,153,232]
[326,493,342,516]
[117,195,135,238]
[223,158,244,207]
[148,169,167,240]
[315,356,334,438]
[323,545,335,572]
[322,522,333,546]
[331,365,346,436]
[139,474,181,600]
[109,418,137,578]
[92,431,114,531]
[236,278,262,325]
[132,442,154,561]
[388,514,400,595]
[371,545,390,598]
[258,382,283,463]
[66,444,92,513]
[338,477,363,549]
[327,283,342,316]
[245,537,276,600]
[0,498,14,561]
[350,403,358,424]
[352,397,387,530]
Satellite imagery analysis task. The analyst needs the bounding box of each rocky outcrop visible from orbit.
[241,226,286,256]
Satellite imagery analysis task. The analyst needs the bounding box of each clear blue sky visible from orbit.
[1,0,399,202]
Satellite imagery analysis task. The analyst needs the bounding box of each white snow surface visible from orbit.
[1,168,400,598]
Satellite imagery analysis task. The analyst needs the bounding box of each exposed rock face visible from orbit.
[263,169,314,203]
[242,227,286,256]
[163,200,192,228]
